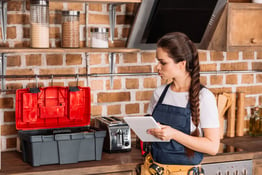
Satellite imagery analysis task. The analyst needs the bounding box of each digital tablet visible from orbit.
[123,116,169,142]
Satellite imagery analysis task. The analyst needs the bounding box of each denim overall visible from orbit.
[151,84,203,165]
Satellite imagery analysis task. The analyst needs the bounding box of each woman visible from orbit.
[141,32,220,175]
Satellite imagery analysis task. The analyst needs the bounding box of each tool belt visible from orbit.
[141,154,205,175]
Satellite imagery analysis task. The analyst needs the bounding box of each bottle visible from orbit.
[30,0,49,48]
[253,107,260,136]
[62,10,80,48]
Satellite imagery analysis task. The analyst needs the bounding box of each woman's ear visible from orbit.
[178,60,187,70]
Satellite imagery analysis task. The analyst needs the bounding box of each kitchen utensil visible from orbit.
[226,93,236,137]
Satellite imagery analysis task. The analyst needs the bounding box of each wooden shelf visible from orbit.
[44,0,141,3]
[0,47,140,53]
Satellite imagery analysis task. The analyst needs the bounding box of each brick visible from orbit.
[106,79,122,90]
[40,68,75,75]
[144,103,149,113]
[245,96,256,107]
[4,111,16,122]
[67,3,84,11]
[23,27,30,38]
[68,81,85,87]
[108,40,126,48]
[122,27,130,38]
[78,67,87,74]
[6,68,34,75]
[257,51,262,60]
[49,2,63,11]
[7,1,23,11]
[126,3,137,13]
[46,54,63,65]
[97,92,130,103]
[26,82,44,88]
[1,124,17,135]
[225,74,238,84]
[125,103,139,114]
[90,79,104,90]
[256,74,262,83]
[49,26,60,39]
[118,65,151,73]
[7,26,17,39]
[236,85,262,95]
[88,54,105,65]
[241,74,254,84]
[116,14,134,25]
[200,63,217,72]
[210,51,224,61]
[136,90,153,101]
[108,104,121,115]
[88,3,103,11]
[8,14,29,25]
[198,51,207,62]
[6,137,17,149]
[252,61,262,71]
[7,55,21,67]
[143,77,157,88]
[126,78,139,89]
[6,83,23,90]
[90,67,110,74]
[220,62,248,71]
[242,51,255,60]
[26,54,42,66]
[89,14,109,25]
[48,82,64,87]
[209,87,232,94]
[200,76,207,85]
[80,14,85,25]
[66,54,82,65]
[259,96,262,105]
[141,52,156,63]
[91,105,102,116]
[49,13,62,25]
[123,53,138,63]
[226,51,239,60]
[210,75,223,85]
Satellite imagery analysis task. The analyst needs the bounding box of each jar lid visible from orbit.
[62,11,80,16]
[91,27,109,33]
[30,0,49,6]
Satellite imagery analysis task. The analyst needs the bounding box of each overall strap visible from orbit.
[156,83,171,106]
[152,83,171,116]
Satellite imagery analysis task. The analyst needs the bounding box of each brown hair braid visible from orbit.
[157,32,201,157]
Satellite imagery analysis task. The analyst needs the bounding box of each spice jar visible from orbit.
[30,0,49,48]
[62,11,80,48]
[90,27,109,48]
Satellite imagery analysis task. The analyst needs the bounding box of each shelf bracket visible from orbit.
[109,3,117,43]
[0,0,7,41]
[0,53,6,91]
[109,52,116,89]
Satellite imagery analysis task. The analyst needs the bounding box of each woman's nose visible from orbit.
[156,62,161,70]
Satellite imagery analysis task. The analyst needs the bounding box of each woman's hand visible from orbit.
[147,123,175,141]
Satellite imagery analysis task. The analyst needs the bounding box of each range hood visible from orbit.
[127,0,227,50]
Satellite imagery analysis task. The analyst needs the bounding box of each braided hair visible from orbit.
[157,32,201,157]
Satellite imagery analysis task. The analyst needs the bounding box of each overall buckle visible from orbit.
[149,163,164,175]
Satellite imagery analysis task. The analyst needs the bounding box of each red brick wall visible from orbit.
[0,1,261,151]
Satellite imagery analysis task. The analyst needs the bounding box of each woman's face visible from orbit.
[156,47,185,81]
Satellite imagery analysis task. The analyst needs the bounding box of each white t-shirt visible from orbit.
[147,85,219,136]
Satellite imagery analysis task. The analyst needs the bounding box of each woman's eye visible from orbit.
[160,62,166,65]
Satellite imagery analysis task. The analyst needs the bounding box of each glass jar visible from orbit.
[62,11,80,48]
[90,27,109,48]
[30,0,49,48]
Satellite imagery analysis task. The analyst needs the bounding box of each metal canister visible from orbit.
[30,0,49,48]
[90,27,109,48]
[62,10,80,48]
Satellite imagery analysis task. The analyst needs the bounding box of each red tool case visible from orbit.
[16,86,106,166]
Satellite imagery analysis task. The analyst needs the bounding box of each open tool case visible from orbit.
[16,86,106,166]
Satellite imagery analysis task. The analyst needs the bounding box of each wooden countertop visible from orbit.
[1,136,262,175]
